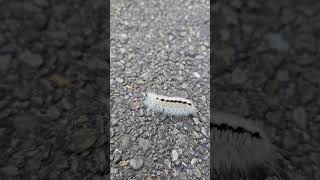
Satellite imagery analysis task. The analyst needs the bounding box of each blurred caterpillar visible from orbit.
[211,112,288,180]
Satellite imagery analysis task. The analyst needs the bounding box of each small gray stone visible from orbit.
[176,135,186,145]
[129,157,144,170]
[191,158,198,166]
[69,129,97,153]
[111,118,118,125]
[110,167,118,174]
[119,48,126,54]
[120,33,128,39]
[193,117,200,125]
[112,153,121,163]
[180,31,187,36]
[194,167,202,178]
[138,138,150,151]
[121,135,131,150]
[266,33,290,52]
[169,34,175,41]
[200,127,208,137]
[137,80,144,84]
[172,128,179,135]
[115,78,124,83]
[110,128,114,137]
[293,107,307,129]
[45,106,61,120]
[19,50,43,68]
[192,72,201,78]
[171,150,179,162]
[195,55,204,59]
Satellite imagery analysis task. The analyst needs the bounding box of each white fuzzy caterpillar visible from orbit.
[142,92,197,116]
[212,112,288,180]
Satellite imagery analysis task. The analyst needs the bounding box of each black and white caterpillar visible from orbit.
[211,112,289,180]
[142,92,197,116]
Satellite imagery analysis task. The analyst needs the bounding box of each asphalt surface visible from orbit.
[110,0,210,179]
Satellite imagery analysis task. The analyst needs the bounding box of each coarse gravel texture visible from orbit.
[212,0,320,179]
[0,0,109,180]
[110,0,210,179]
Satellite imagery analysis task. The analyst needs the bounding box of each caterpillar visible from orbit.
[211,112,288,180]
[142,92,197,117]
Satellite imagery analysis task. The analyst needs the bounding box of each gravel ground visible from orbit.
[1,0,319,179]
[0,0,109,179]
[213,0,320,179]
[110,0,210,179]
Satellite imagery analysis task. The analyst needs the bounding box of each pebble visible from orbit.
[172,128,179,135]
[120,33,128,39]
[110,128,114,137]
[171,150,179,162]
[293,107,307,129]
[120,48,126,54]
[169,34,175,41]
[266,33,290,52]
[19,50,43,68]
[192,72,201,78]
[194,167,202,178]
[191,158,197,166]
[116,78,124,83]
[45,106,61,120]
[68,129,97,153]
[120,135,131,150]
[200,127,208,137]
[180,31,187,36]
[138,138,150,151]
[113,153,121,163]
[129,157,144,170]
[111,118,118,125]
[193,117,200,125]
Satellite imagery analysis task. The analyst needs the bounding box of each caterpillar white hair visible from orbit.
[212,112,288,180]
[142,92,197,116]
